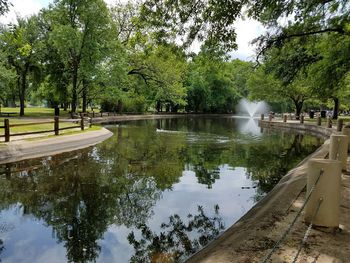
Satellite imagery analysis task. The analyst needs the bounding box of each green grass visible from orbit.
[24,125,103,141]
[0,119,81,136]
[0,107,67,117]
[0,107,101,118]
[0,107,105,142]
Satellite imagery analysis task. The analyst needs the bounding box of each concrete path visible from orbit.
[0,128,112,164]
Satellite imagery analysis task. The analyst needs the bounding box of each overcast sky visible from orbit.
[0,0,265,61]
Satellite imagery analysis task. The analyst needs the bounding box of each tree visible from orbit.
[48,0,111,113]
[0,16,42,116]
[247,0,350,118]
[247,0,350,56]
[128,45,188,112]
[140,0,244,52]
[307,34,350,119]
[186,49,242,113]
[0,0,11,16]
[0,47,16,106]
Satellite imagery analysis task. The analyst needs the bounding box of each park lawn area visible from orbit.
[24,124,103,141]
[0,107,102,118]
[0,118,83,136]
[0,107,68,117]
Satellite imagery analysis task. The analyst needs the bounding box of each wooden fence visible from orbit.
[0,117,91,142]
[75,111,118,118]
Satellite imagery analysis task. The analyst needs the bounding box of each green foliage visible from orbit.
[0,16,43,115]
[140,0,243,51]
[1,0,350,116]
[186,52,248,113]
[127,45,188,112]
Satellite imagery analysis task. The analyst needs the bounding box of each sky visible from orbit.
[0,0,265,61]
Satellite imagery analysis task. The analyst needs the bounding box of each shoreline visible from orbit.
[187,119,350,263]
[0,114,241,164]
[1,115,348,262]
[0,127,113,164]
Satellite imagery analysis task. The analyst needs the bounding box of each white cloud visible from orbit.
[230,17,266,61]
[0,0,43,24]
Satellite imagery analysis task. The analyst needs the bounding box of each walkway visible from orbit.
[0,128,112,164]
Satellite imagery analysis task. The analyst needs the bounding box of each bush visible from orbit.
[100,99,117,112]
[123,96,147,113]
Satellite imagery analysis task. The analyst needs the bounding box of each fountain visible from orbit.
[235,98,270,118]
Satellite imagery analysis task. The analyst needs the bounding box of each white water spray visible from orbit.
[235,98,270,118]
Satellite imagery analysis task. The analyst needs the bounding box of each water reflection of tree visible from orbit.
[0,150,162,263]
[244,133,320,201]
[0,239,3,262]
[0,118,323,262]
[128,205,225,263]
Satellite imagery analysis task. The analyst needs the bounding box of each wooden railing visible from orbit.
[74,111,118,118]
[0,117,91,142]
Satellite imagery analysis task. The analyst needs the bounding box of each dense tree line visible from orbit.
[0,0,350,117]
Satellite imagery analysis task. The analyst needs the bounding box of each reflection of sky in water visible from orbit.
[0,117,322,263]
[1,166,255,263]
[0,208,66,263]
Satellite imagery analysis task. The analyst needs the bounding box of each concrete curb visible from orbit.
[0,128,113,164]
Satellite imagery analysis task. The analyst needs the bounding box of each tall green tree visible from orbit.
[0,16,43,116]
[307,34,350,118]
[140,0,244,51]
[248,0,350,118]
[186,49,241,113]
[128,45,188,112]
[48,0,111,113]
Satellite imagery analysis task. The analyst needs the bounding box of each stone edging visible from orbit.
[259,119,337,139]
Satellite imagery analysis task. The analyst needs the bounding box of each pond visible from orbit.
[0,117,323,263]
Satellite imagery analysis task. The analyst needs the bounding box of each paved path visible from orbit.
[0,128,112,164]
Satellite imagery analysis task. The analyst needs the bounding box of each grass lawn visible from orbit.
[0,119,80,136]
[0,107,68,117]
[25,125,102,142]
[0,107,102,140]
[0,107,101,118]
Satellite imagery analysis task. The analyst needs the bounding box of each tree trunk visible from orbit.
[171,104,179,113]
[19,69,28,117]
[117,99,123,113]
[82,79,88,113]
[71,62,78,113]
[156,101,161,112]
[293,100,303,120]
[332,97,339,119]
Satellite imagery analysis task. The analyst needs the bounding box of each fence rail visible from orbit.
[0,117,91,142]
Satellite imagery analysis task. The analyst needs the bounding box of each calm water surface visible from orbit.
[0,117,322,263]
